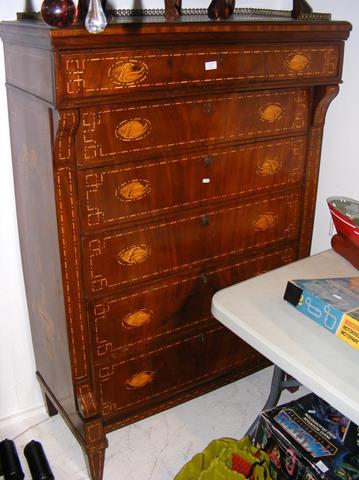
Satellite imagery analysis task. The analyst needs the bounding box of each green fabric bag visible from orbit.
[174,436,270,480]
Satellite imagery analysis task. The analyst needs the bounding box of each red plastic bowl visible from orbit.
[327,196,359,246]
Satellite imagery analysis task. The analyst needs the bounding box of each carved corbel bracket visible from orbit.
[164,0,182,21]
[53,110,80,165]
[208,0,235,20]
[311,85,340,127]
[76,384,100,419]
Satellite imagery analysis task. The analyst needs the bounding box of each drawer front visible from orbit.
[78,137,306,230]
[89,246,297,362]
[76,89,308,166]
[58,44,340,101]
[83,191,302,296]
[94,326,257,418]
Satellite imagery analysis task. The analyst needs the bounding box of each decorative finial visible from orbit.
[208,0,235,20]
[292,0,313,19]
[164,0,182,21]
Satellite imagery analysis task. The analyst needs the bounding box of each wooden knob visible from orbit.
[201,215,210,226]
[201,273,208,284]
[204,155,213,168]
[203,102,213,114]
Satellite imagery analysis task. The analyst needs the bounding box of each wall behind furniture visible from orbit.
[310,2,359,253]
[0,0,358,421]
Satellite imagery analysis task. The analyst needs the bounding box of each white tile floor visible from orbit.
[0,366,308,480]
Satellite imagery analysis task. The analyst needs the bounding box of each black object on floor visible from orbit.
[0,438,25,480]
[24,440,55,479]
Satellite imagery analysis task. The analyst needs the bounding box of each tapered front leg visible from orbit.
[82,419,108,480]
[85,446,106,480]
[77,386,108,480]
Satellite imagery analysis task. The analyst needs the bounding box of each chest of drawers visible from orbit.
[0,11,351,480]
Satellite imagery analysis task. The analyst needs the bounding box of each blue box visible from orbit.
[283,277,359,351]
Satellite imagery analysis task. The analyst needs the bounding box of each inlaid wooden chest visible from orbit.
[0,10,351,480]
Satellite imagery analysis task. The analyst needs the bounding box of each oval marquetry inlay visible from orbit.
[286,53,311,72]
[109,60,148,86]
[116,119,151,142]
[122,309,153,329]
[118,245,151,266]
[256,157,282,176]
[125,371,155,389]
[116,179,151,202]
[259,104,284,123]
[253,213,278,232]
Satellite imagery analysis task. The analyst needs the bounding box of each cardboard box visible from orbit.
[283,277,359,351]
[254,393,359,480]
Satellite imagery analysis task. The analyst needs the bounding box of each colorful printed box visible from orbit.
[254,393,359,480]
[283,277,359,351]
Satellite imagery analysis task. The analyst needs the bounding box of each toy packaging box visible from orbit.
[283,277,359,351]
[254,393,359,480]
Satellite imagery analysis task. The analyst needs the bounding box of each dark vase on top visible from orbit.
[41,0,76,27]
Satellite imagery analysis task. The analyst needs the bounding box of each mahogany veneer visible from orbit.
[0,13,351,480]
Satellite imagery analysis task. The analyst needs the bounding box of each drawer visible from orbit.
[78,137,306,230]
[83,191,302,296]
[76,89,309,166]
[94,326,258,419]
[88,246,297,362]
[58,44,340,101]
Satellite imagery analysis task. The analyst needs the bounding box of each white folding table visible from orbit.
[211,250,359,431]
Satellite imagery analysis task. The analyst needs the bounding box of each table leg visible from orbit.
[246,366,300,438]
